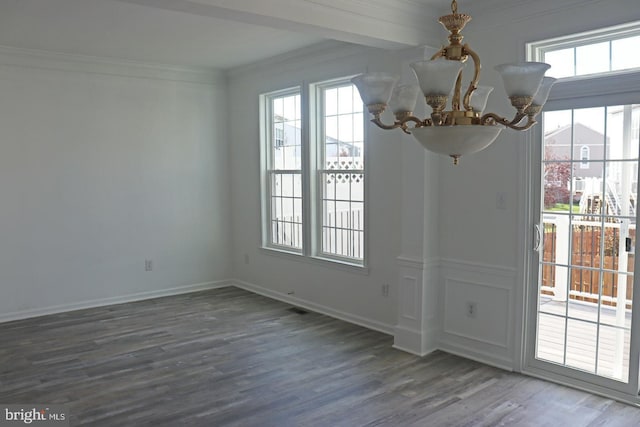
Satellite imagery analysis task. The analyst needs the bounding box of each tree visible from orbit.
[544,150,572,208]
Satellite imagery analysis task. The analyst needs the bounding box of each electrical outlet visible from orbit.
[466,302,477,318]
[145,259,153,272]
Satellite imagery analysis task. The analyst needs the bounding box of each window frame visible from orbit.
[528,21,640,79]
[312,78,367,266]
[260,87,304,254]
[259,77,368,271]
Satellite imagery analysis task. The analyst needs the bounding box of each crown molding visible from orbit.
[0,45,224,85]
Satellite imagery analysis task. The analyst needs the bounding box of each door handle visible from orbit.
[533,224,542,252]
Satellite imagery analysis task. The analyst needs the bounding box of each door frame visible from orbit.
[521,99,640,404]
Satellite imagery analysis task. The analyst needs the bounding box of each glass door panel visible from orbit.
[536,104,639,383]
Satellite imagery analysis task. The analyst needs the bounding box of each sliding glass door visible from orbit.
[529,104,640,395]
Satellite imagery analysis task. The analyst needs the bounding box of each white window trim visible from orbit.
[311,78,368,267]
[259,78,369,272]
[528,21,640,77]
[259,87,304,255]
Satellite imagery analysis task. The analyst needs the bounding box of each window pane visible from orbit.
[271,94,301,171]
[606,105,640,161]
[576,42,610,76]
[265,89,303,251]
[544,48,575,79]
[543,161,572,212]
[612,36,640,71]
[319,82,365,262]
[574,107,605,161]
[565,319,597,373]
[597,325,630,381]
[337,86,354,115]
[536,313,566,364]
[600,272,633,329]
[538,105,636,383]
[325,88,338,117]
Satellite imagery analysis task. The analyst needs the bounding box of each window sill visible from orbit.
[259,246,369,275]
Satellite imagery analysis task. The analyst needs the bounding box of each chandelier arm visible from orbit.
[480,112,537,130]
[462,44,481,111]
[399,116,424,127]
[507,115,538,131]
[371,116,401,130]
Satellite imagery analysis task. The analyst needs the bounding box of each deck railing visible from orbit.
[542,215,635,307]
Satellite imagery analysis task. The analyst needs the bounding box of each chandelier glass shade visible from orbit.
[351,0,556,164]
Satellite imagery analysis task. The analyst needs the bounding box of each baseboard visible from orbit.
[0,280,232,323]
[392,324,439,357]
[438,340,514,372]
[231,279,395,336]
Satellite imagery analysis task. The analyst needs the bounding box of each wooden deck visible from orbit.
[537,296,631,381]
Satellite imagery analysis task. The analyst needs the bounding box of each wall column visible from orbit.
[393,136,441,355]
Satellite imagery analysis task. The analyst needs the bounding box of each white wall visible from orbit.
[437,0,640,368]
[227,43,409,331]
[0,49,231,320]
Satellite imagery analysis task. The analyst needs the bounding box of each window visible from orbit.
[530,24,640,79]
[580,145,590,168]
[261,79,366,266]
[318,83,365,261]
[263,89,303,251]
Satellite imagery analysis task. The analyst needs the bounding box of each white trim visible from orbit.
[438,341,515,372]
[523,365,640,407]
[544,71,640,111]
[0,45,223,85]
[259,246,370,275]
[260,88,304,253]
[232,279,394,335]
[313,77,368,267]
[440,258,517,278]
[524,30,640,399]
[396,255,441,270]
[442,327,509,350]
[442,277,511,348]
[0,280,231,324]
[392,324,439,357]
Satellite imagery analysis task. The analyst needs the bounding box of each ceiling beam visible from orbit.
[112,0,442,50]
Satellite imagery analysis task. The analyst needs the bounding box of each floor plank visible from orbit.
[1,287,640,426]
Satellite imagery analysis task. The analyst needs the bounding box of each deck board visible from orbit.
[537,297,631,380]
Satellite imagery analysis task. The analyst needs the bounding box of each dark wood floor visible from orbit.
[2,287,640,426]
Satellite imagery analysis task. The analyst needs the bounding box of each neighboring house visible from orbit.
[544,122,608,178]
[274,116,362,163]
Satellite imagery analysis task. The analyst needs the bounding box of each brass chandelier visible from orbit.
[351,0,556,164]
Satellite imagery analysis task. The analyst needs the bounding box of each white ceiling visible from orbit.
[0,0,446,70]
